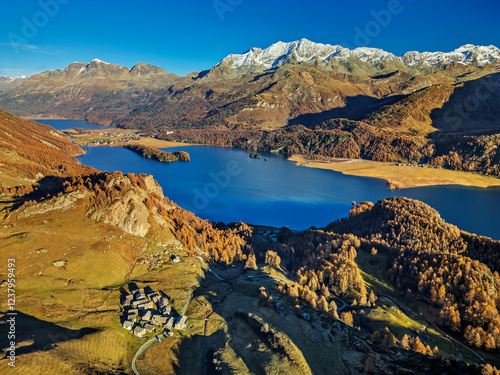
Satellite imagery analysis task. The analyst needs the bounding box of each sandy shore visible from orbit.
[289,155,500,189]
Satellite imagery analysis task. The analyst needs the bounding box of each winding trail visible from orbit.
[132,336,160,375]
[195,256,225,281]
[0,229,100,240]
[124,258,139,283]
[334,297,348,312]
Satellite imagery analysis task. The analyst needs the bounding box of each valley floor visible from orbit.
[289,154,500,189]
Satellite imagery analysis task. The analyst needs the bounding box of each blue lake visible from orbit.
[77,145,500,240]
[33,119,109,130]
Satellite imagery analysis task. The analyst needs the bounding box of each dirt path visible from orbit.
[0,229,99,240]
[132,336,161,375]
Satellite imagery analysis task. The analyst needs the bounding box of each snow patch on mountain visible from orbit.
[351,47,396,63]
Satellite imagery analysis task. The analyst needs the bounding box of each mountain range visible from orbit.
[211,39,500,77]
[0,39,499,133]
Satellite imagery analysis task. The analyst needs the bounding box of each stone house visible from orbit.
[174,316,188,330]
[165,317,175,330]
[152,315,168,326]
[134,326,146,338]
[122,320,134,331]
[144,324,155,333]
[142,311,152,321]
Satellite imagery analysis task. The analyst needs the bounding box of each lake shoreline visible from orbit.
[65,127,199,148]
[71,125,500,190]
[77,144,500,239]
[289,154,500,190]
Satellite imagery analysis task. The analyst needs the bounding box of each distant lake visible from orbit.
[33,119,109,130]
[77,145,500,240]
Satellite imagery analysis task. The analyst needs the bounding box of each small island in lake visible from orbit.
[249,152,261,159]
[123,144,190,162]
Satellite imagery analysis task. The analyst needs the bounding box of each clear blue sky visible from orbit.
[1,0,499,76]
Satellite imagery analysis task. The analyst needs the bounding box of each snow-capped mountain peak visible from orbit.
[351,47,396,63]
[90,58,111,65]
[400,44,500,67]
[216,39,402,74]
[216,40,500,75]
[218,39,350,70]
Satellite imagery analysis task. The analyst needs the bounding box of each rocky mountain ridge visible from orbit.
[211,39,500,77]
[0,40,499,136]
[0,59,185,124]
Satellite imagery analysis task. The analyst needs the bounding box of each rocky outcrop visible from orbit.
[86,174,174,237]
[13,172,175,238]
[89,192,151,237]
[17,190,88,219]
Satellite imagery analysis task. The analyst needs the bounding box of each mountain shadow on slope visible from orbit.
[0,312,98,357]
[288,94,409,127]
[430,73,500,135]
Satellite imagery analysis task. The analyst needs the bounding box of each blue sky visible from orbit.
[1,0,499,76]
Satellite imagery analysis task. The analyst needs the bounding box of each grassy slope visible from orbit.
[0,197,208,374]
[355,248,486,364]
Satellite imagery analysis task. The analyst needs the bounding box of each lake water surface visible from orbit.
[77,145,500,240]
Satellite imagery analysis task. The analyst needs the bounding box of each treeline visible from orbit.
[123,144,190,162]
[272,230,370,305]
[164,205,252,264]
[371,326,440,358]
[160,119,429,163]
[261,229,380,326]
[113,94,253,130]
[431,133,500,176]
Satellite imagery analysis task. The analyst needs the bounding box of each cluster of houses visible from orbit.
[394,163,442,170]
[96,132,139,138]
[78,131,142,147]
[121,286,188,339]
[80,138,139,147]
